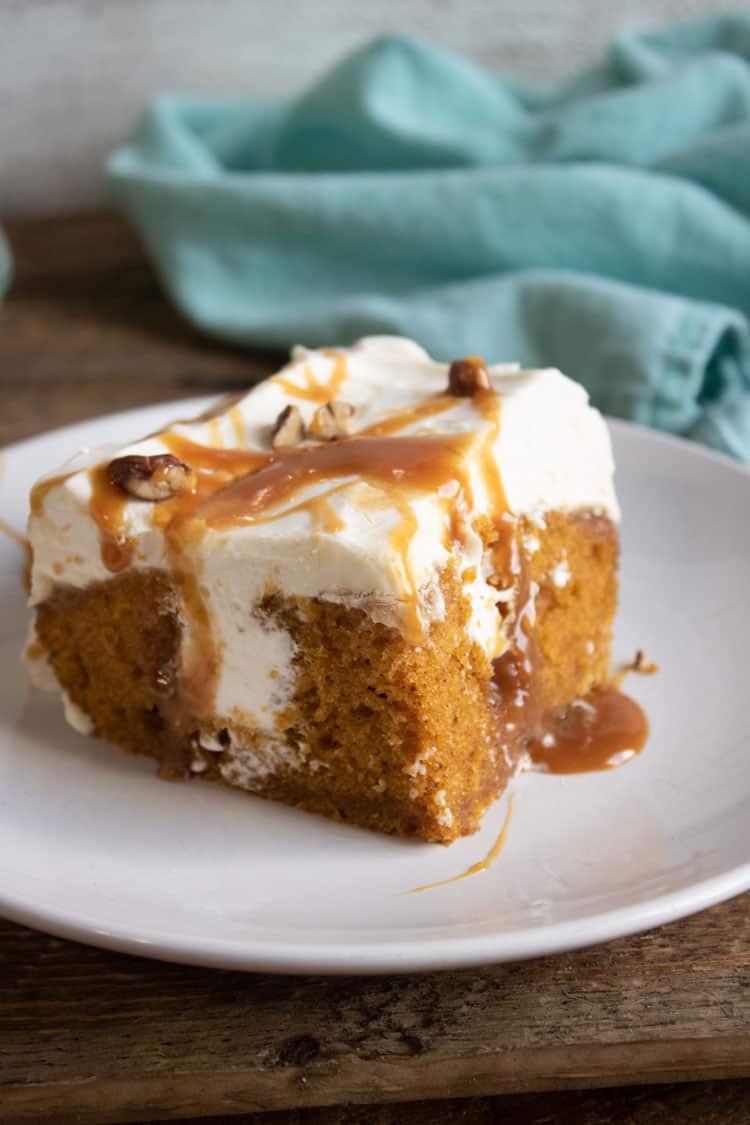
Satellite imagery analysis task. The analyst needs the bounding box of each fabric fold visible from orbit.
[109,13,750,460]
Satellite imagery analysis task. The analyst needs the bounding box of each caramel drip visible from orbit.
[207,417,223,447]
[407,795,515,893]
[0,517,28,550]
[475,389,506,515]
[529,688,649,774]
[160,432,268,480]
[169,569,219,720]
[306,493,347,535]
[82,436,259,725]
[388,496,422,638]
[228,406,245,444]
[273,355,348,403]
[87,465,133,572]
[0,518,33,592]
[359,394,458,437]
[30,473,73,517]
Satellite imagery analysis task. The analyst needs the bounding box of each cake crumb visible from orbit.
[633,649,659,675]
[434,789,454,828]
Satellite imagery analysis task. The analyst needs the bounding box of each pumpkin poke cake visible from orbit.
[25,336,621,844]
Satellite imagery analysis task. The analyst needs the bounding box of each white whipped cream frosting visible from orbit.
[27,336,618,737]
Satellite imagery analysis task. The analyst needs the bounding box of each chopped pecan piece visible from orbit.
[633,649,659,675]
[448,355,491,396]
[107,454,195,501]
[271,404,305,449]
[309,400,356,440]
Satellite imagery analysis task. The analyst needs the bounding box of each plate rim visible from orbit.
[0,848,747,974]
[2,400,749,973]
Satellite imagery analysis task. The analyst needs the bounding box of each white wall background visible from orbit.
[0,0,731,215]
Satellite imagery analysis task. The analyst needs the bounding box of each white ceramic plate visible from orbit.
[1,400,749,974]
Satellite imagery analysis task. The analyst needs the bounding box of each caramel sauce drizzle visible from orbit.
[228,406,246,444]
[169,569,220,721]
[359,393,458,437]
[407,795,515,894]
[273,355,348,404]
[30,473,73,517]
[196,434,477,528]
[0,517,33,592]
[0,517,28,551]
[87,464,134,572]
[529,687,649,774]
[304,493,348,535]
[207,417,223,447]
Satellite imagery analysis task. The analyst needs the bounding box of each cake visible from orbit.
[25,337,620,844]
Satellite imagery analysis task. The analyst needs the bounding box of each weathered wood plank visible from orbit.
[0,213,281,391]
[1,898,748,1123]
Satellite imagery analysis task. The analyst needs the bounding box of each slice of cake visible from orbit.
[26,337,619,844]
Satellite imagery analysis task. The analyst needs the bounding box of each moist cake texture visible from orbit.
[26,337,619,843]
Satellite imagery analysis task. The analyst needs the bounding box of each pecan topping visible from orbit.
[107,454,196,501]
[448,355,491,396]
[309,400,356,440]
[271,404,305,449]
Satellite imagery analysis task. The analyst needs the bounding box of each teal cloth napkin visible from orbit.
[109,13,750,461]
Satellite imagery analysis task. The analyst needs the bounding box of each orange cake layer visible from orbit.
[33,511,616,844]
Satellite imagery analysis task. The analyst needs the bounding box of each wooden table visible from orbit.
[1,213,749,1125]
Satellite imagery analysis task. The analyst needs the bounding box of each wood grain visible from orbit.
[1,212,281,397]
[1,888,749,1122]
[0,212,749,1125]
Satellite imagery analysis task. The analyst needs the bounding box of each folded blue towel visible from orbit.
[109,13,750,461]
